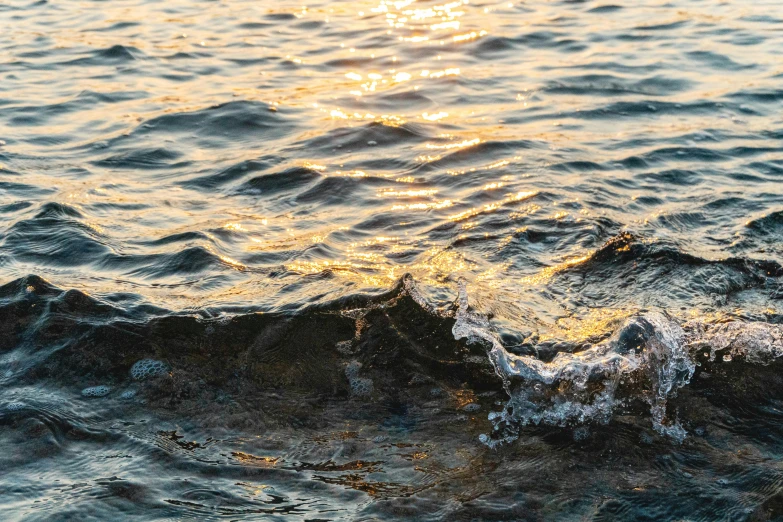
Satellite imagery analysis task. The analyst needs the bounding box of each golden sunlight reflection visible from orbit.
[223,222,246,231]
[448,191,538,222]
[335,170,371,178]
[285,235,409,287]
[422,112,448,121]
[410,248,475,281]
[285,259,393,287]
[520,254,593,285]
[378,189,439,198]
[302,0,486,127]
[391,200,453,211]
[540,309,634,343]
[10,0,777,331]
[214,251,246,270]
[426,138,480,150]
[453,30,487,42]
[302,162,327,171]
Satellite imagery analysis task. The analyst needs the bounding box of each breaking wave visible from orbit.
[453,279,783,444]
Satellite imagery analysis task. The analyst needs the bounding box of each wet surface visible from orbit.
[1,0,783,519]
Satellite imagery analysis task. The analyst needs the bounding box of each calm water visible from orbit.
[2,0,783,519]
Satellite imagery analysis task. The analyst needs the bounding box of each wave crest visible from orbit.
[453,279,783,445]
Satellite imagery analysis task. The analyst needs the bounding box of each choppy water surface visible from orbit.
[2,0,783,519]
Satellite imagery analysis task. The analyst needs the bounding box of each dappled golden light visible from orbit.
[540,309,634,343]
[378,189,439,198]
[6,0,775,324]
[391,200,453,211]
[520,254,592,285]
[5,0,782,515]
[426,138,480,150]
[448,191,538,222]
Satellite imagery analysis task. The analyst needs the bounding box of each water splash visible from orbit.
[454,279,782,444]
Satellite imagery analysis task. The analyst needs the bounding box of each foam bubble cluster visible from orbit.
[335,340,354,354]
[6,402,25,412]
[130,359,169,380]
[345,361,373,397]
[82,385,111,397]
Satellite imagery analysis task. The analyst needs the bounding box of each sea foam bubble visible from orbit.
[82,385,111,397]
[130,359,169,380]
[345,360,373,397]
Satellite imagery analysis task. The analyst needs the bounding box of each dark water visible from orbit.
[2,0,783,519]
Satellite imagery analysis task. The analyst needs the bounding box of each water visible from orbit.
[1,0,783,519]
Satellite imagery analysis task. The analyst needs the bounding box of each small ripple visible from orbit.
[746,211,783,237]
[183,157,278,189]
[93,147,186,170]
[301,121,429,151]
[587,5,623,13]
[126,100,295,149]
[543,74,692,97]
[238,166,322,196]
[687,50,754,71]
[65,44,145,66]
[637,169,703,186]
[634,20,689,32]
[114,247,243,278]
[3,204,111,267]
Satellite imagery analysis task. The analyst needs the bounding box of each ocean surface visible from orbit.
[1,0,783,519]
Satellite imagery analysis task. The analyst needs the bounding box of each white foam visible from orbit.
[686,320,783,364]
[130,359,169,380]
[82,385,111,397]
[402,274,441,315]
[345,360,373,397]
[453,279,781,444]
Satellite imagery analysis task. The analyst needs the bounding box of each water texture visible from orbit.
[1,0,783,519]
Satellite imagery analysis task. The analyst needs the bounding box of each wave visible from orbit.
[1,271,781,447]
[453,278,783,444]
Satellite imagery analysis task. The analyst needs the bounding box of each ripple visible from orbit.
[66,45,145,66]
[121,246,243,278]
[93,147,187,170]
[4,204,111,267]
[3,0,783,518]
[239,166,322,196]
